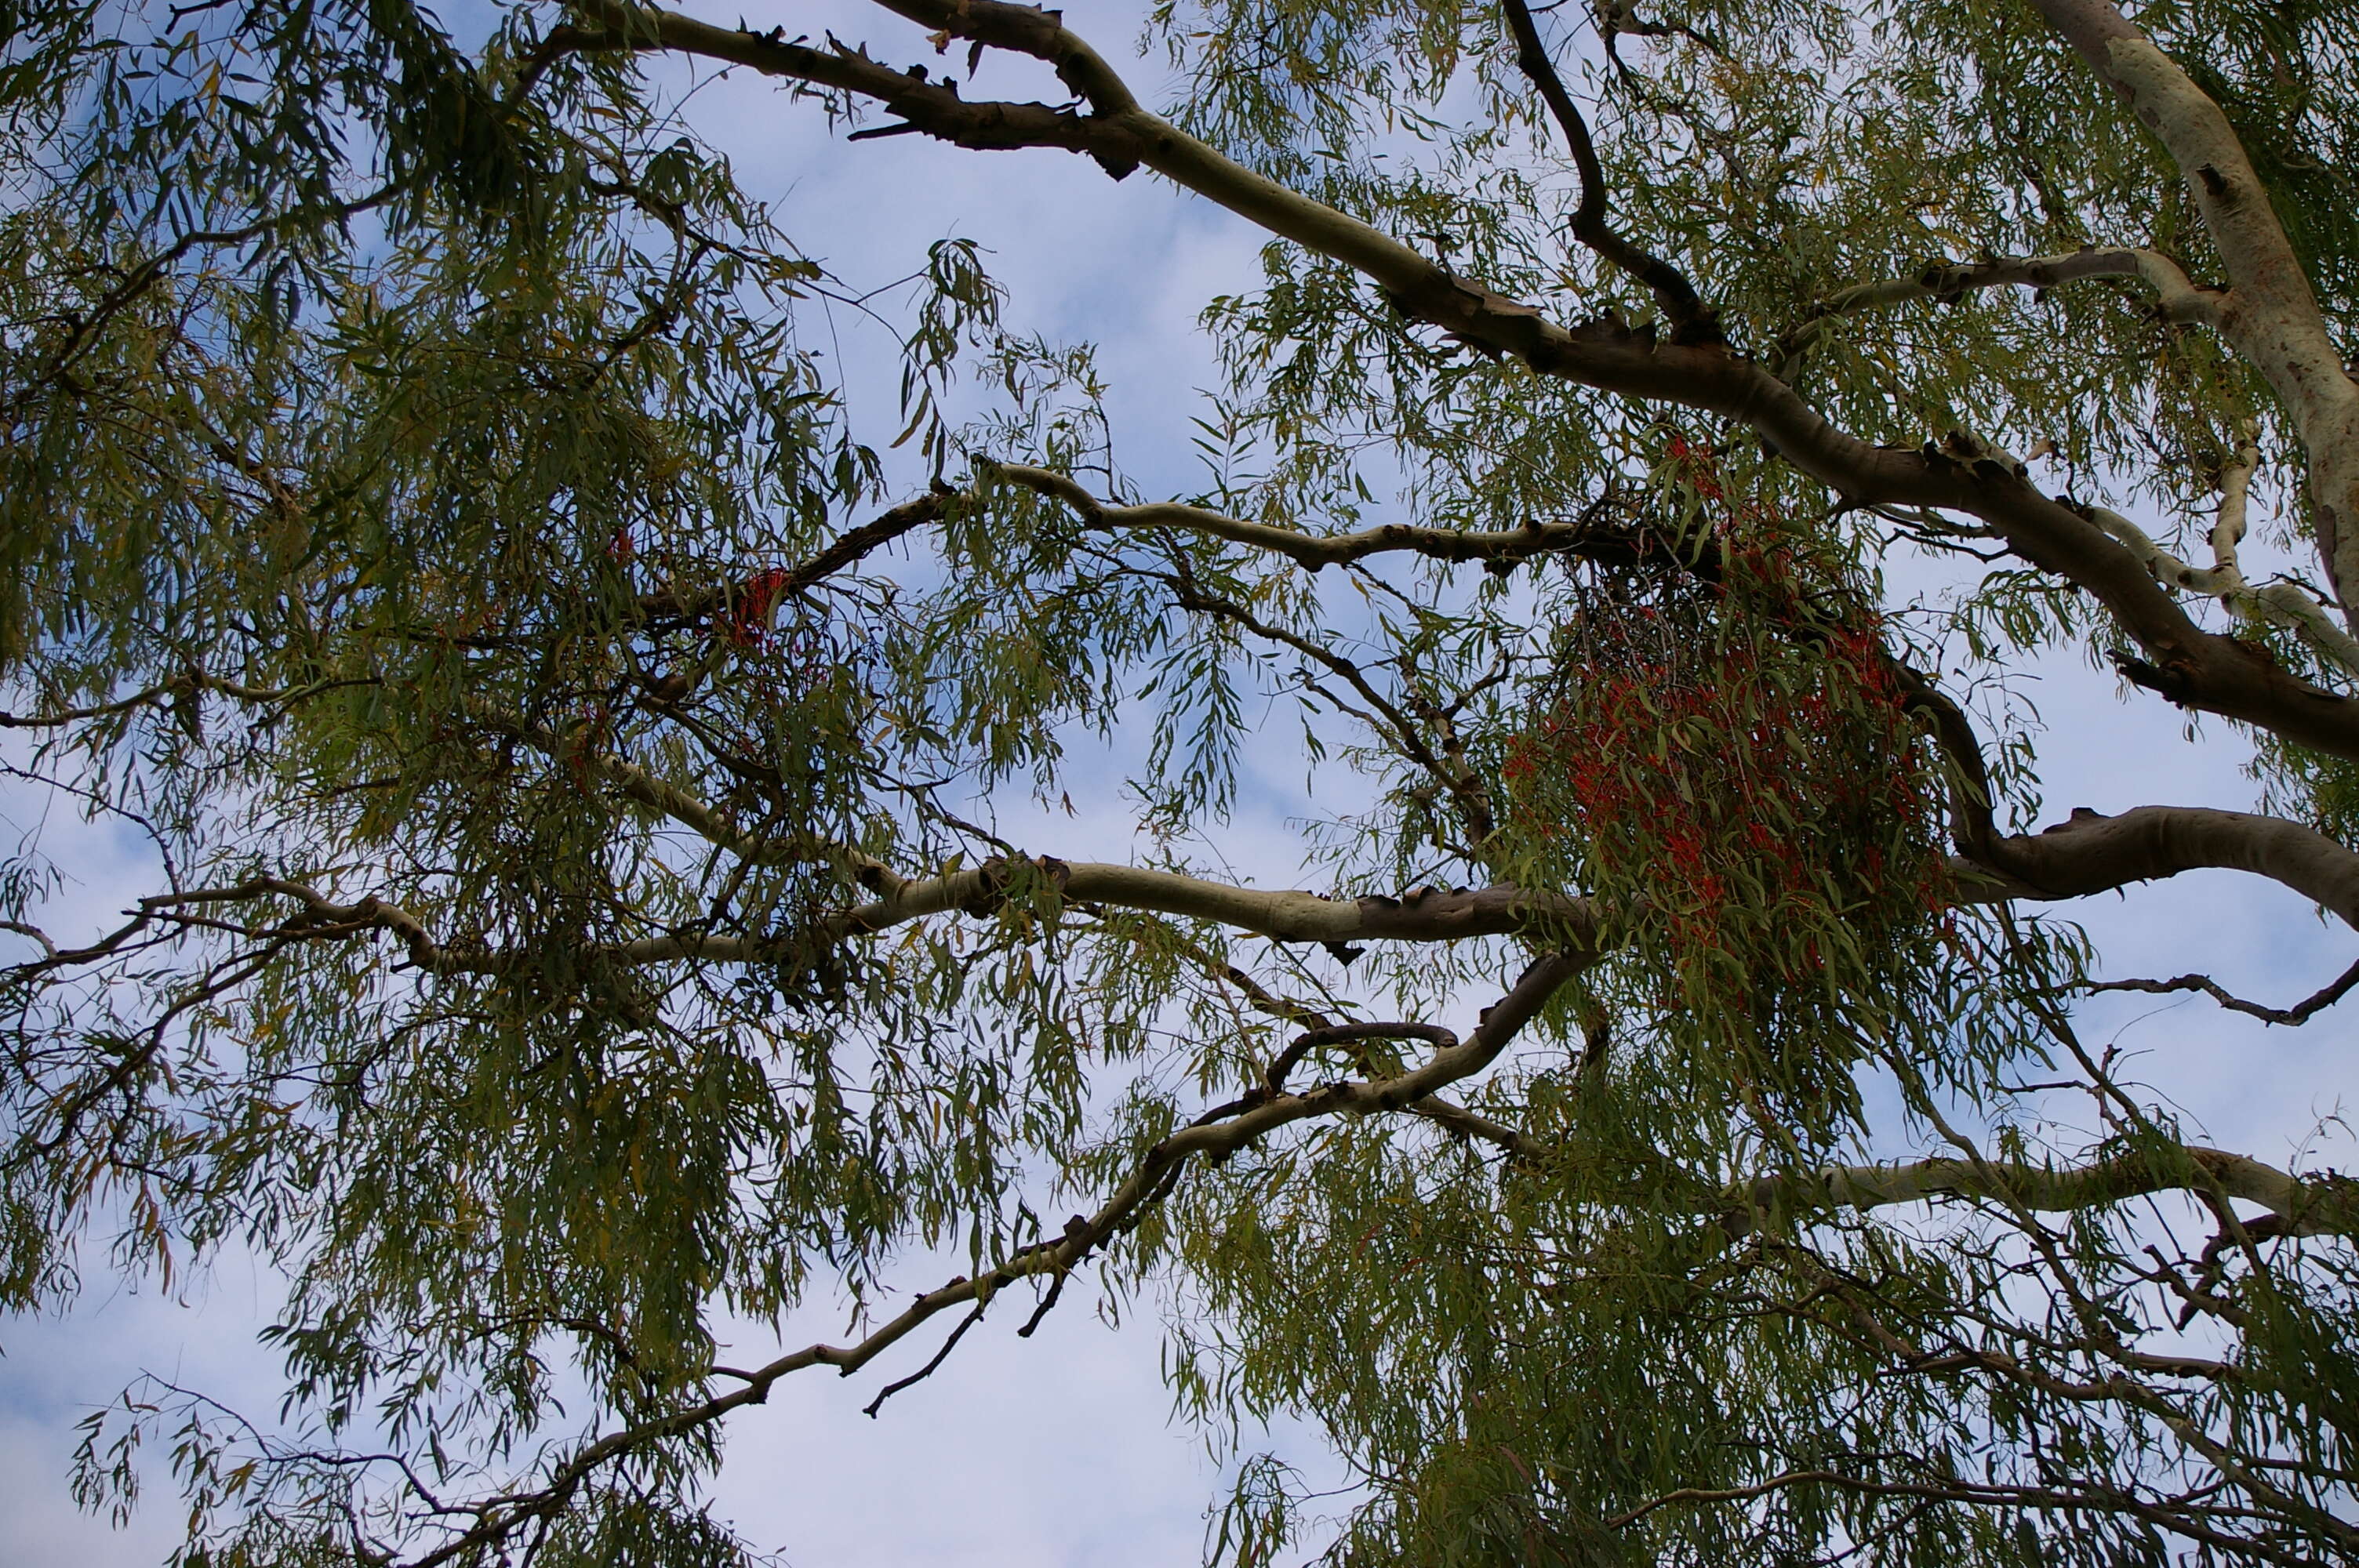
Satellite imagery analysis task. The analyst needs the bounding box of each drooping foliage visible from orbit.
[5,0,2359,1563]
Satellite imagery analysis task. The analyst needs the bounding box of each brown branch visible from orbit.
[554,0,1146,176]
[1496,0,1713,338]
[394,946,1593,1567]
[1263,1021,1459,1096]
[9,185,402,413]
[860,1301,986,1417]
[1157,576,1498,842]
[0,673,363,730]
[994,462,1671,572]
[634,486,959,626]
[2082,954,2359,1027]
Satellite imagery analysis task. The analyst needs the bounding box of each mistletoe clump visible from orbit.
[1503,511,1948,1112]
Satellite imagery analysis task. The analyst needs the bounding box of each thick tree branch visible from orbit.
[2027,0,2359,618]
[838,856,1593,947]
[1956,804,2359,931]
[1733,1145,2359,1241]
[569,0,2359,760]
[859,0,1140,118]
[16,861,1591,990]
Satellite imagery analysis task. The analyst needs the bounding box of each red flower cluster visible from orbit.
[1502,445,1943,1000]
[724,565,795,647]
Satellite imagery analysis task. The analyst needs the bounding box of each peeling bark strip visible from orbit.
[2028,0,2359,619]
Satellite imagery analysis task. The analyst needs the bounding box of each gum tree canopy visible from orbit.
[8,0,2359,1561]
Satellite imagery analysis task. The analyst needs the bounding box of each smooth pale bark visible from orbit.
[2028,0,2359,619]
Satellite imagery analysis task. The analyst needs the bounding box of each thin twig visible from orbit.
[2083,953,2359,1025]
[862,1301,987,1417]
[1497,0,1714,337]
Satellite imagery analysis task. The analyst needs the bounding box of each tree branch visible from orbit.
[838,855,1594,947]
[555,0,1147,176]
[1776,247,2223,376]
[633,486,958,628]
[2082,954,2359,1027]
[1496,0,1714,338]
[994,461,1670,572]
[1732,1145,2359,1242]
[1954,804,2359,931]
[572,1,2359,760]
[2027,0,2359,619]
[392,947,1593,1567]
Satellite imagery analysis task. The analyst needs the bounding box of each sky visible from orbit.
[5,2,2358,1565]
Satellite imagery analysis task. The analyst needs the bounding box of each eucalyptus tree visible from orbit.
[5,0,2359,1562]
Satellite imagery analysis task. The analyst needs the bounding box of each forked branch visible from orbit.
[555,0,2359,761]
[2028,0,2359,616]
[388,948,1594,1568]
[1496,0,1714,337]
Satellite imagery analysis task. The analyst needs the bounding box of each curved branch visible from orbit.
[2027,0,2359,617]
[1496,0,1712,336]
[1736,1145,2359,1241]
[556,0,1144,174]
[633,487,958,629]
[1777,247,2223,376]
[394,947,1592,1568]
[0,672,365,729]
[575,0,2359,760]
[2081,437,2359,679]
[2085,955,2359,1027]
[38,804,2357,989]
[1956,804,2359,931]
